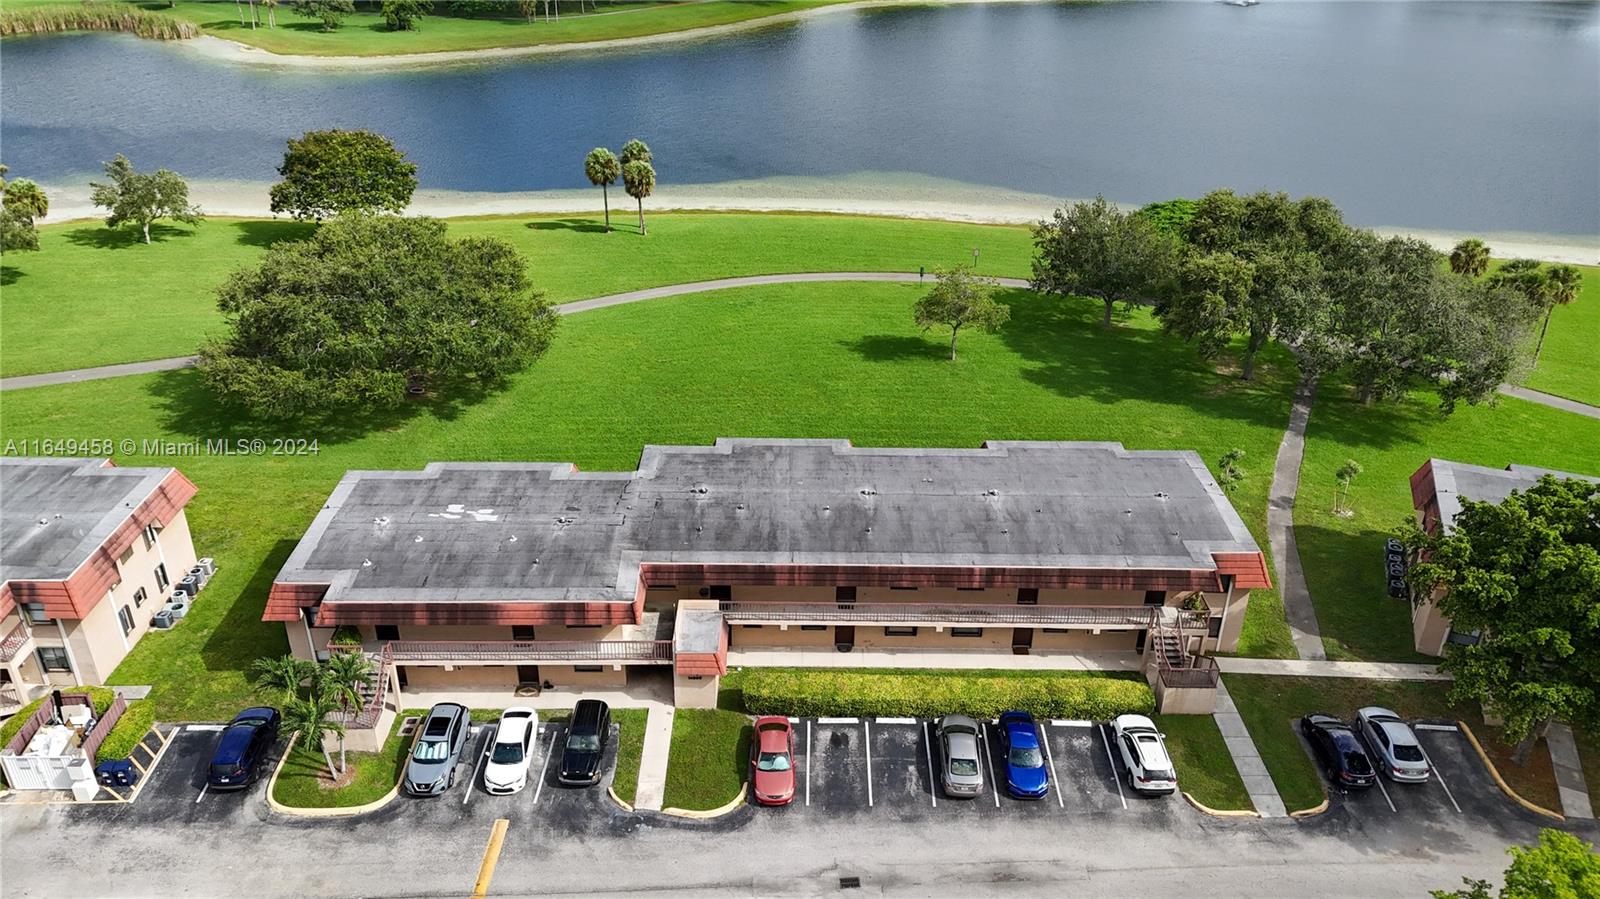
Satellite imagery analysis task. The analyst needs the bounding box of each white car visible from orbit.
[1111,714,1178,794]
[482,708,540,795]
[1355,707,1431,782]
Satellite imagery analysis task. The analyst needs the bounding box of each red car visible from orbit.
[749,716,796,806]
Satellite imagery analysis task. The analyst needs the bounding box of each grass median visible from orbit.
[661,708,751,811]
[1154,713,1252,812]
[609,708,648,806]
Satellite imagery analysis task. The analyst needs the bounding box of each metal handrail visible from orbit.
[1153,623,1220,689]
[385,639,674,663]
[719,601,1161,627]
[0,618,33,663]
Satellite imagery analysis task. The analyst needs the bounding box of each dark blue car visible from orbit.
[207,706,281,790]
[997,711,1049,799]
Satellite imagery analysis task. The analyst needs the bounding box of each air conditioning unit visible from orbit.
[196,557,217,578]
[151,610,175,630]
[186,566,209,591]
[175,576,199,598]
[163,601,190,621]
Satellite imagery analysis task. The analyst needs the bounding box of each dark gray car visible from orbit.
[936,714,985,798]
[405,703,471,796]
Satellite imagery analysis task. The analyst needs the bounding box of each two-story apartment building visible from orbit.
[1408,458,1598,656]
[0,458,199,714]
[266,439,1270,726]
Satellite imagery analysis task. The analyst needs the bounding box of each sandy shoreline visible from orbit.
[174,0,1057,70]
[36,176,1599,266]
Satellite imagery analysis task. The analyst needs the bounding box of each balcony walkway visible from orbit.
[726,647,1142,672]
[720,601,1164,628]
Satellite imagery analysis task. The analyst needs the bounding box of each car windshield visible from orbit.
[233,717,269,728]
[490,742,523,765]
[413,739,449,762]
[1393,744,1425,762]
[566,733,600,753]
[1008,747,1042,768]
[1343,751,1374,774]
[950,758,980,777]
[757,751,791,772]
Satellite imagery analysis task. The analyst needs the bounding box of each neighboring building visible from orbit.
[267,439,1270,729]
[0,458,199,714]
[1408,458,1599,657]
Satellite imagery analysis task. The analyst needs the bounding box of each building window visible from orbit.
[510,626,536,641]
[1043,628,1072,634]
[889,586,916,591]
[118,606,135,636]
[568,624,602,629]
[1143,590,1166,606]
[374,625,399,641]
[21,603,50,624]
[141,523,159,549]
[883,626,918,637]
[37,646,71,672]
[574,665,603,673]
[132,587,147,608]
[686,675,704,681]
[1017,589,1039,605]
[740,624,763,629]
[951,628,983,638]
[154,563,170,592]
[957,587,984,592]
[649,584,676,590]
[1208,616,1223,638]
[800,625,828,631]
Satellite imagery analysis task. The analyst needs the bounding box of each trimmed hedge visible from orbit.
[739,669,1155,719]
[94,700,156,764]
[0,685,115,751]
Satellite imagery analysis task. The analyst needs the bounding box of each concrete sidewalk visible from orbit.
[1499,384,1600,420]
[1546,723,1594,819]
[633,706,676,812]
[1213,680,1286,817]
[1216,657,1450,680]
[1268,382,1326,661]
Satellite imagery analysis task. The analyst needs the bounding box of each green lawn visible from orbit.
[662,708,751,811]
[0,212,1034,378]
[0,1,854,56]
[1154,713,1251,812]
[1224,674,1562,815]
[0,280,1299,720]
[1519,262,1600,407]
[1295,383,1600,662]
[610,707,648,806]
[271,711,414,809]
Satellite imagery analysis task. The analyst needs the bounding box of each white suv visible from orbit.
[1111,714,1178,794]
[1355,707,1431,783]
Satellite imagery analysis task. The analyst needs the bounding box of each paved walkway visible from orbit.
[634,706,676,812]
[1545,722,1594,819]
[1498,384,1600,420]
[0,272,1033,392]
[1268,382,1326,661]
[1212,679,1286,817]
[1215,657,1450,680]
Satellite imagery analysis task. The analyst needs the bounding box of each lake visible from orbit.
[2,1,1597,234]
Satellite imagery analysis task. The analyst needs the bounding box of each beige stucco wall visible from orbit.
[402,665,520,690]
[1153,679,1218,715]
[286,619,316,663]
[352,624,627,642]
[674,672,720,709]
[1211,588,1249,654]
[730,624,1143,654]
[1412,592,1450,658]
[541,665,628,687]
[1033,628,1142,652]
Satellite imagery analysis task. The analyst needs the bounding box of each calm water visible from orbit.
[2,1,1597,233]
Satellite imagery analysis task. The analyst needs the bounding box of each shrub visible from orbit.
[329,625,364,646]
[738,669,1154,720]
[0,6,198,40]
[94,701,156,764]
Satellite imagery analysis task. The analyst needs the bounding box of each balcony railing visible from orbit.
[0,684,22,710]
[386,639,673,664]
[719,600,1160,628]
[0,618,33,663]
[1155,647,1220,690]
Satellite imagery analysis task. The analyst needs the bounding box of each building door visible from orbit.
[834,626,855,652]
[1011,628,1033,655]
[517,665,540,686]
[1134,631,1148,654]
[511,626,536,642]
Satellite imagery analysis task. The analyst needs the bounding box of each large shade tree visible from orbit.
[911,265,1011,360]
[199,214,558,417]
[0,164,41,253]
[1433,829,1600,899]
[1030,195,1178,329]
[269,130,419,222]
[88,154,202,245]
[1405,476,1600,754]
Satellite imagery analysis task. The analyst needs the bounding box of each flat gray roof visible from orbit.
[277,439,1262,606]
[1,458,174,582]
[1427,459,1598,533]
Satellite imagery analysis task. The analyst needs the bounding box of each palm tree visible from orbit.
[1534,265,1583,366]
[620,139,651,167]
[1448,238,1490,278]
[284,694,346,781]
[583,148,621,232]
[251,654,316,703]
[622,160,655,236]
[320,651,374,718]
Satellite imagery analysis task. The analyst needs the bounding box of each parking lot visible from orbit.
[767,717,1192,827]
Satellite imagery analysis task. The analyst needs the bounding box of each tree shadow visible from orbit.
[231,219,316,249]
[1293,523,1429,663]
[839,334,947,363]
[202,538,295,680]
[525,218,609,234]
[1298,379,1450,452]
[0,265,21,287]
[61,222,198,250]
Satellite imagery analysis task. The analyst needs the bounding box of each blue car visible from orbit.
[997,711,1049,799]
[207,706,281,790]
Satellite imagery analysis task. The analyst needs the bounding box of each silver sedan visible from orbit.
[936,714,986,798]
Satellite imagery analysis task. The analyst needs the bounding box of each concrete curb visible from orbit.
[264,731,404,819]
[1457,721,1565,822]
[1181,791,1260,818]
[661,782,748,819]
[1288,797,1330,819]
[607,784,635,813]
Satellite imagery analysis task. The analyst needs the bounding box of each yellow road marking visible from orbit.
[470,818,510,899]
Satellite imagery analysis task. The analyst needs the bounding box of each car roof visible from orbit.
[945,730,980,758]
[573,699,608,722]
[1376,719,1419,744]
[1131,732,1172,768]
[232,707,276,722]
[1116,713,1157,731]
[1004,719,1039,747]
[495,715,533,743]
[758,723,791,753]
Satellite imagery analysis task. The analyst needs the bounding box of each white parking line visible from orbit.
[464,730,493,805]
[804,720,812,807]
[1371,768,1398,813]
[980,722,1000,808]
[923,721,938,808]
[1419,744,1462,814]
[1097,723,1127,810]
[1354,730,1399,813]
[194,783,208,804]
[876,717,917,725]
[863,719,874,808]
[186,724,224,732]
[818,717,859,724]
[532,728,558,805]
[1052,720,1092,728]
[1414,724,1459,732]
[1039,725,1064,809]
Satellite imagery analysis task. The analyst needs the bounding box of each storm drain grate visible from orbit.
[839,876,861,890]
[397,716,422,738]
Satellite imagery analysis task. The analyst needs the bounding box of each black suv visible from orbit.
[558,700,611,786]
[1300,713,1377,790]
